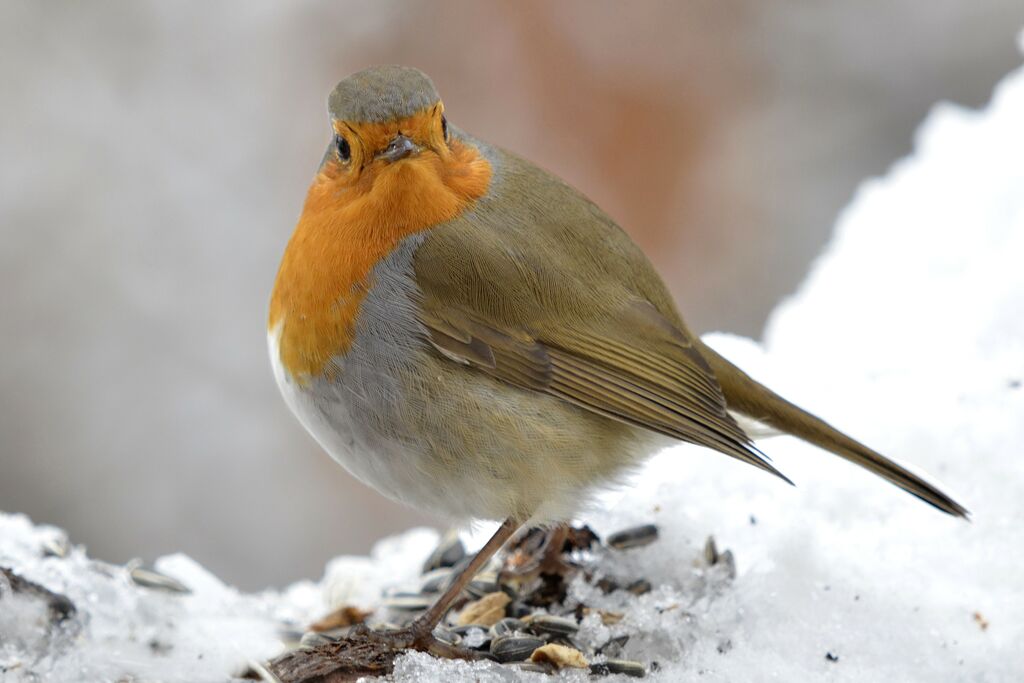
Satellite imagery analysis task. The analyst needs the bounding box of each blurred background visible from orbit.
[2,1,1022,590]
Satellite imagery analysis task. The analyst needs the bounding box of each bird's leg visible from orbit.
[346,517,521,659]
[270,519,523,682]
[408,517,520,642]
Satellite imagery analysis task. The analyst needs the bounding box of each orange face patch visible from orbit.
[269,105,492,383]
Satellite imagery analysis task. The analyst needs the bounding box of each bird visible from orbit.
[267,65,966,661]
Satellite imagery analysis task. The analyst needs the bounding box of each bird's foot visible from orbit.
[502,524,591,581]
[268,623,486,682]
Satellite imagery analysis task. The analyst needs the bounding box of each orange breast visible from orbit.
[269,125,491,383]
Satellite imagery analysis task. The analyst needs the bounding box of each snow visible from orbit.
[3,39,1024,683]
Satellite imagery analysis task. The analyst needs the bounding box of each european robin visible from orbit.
[268,66,966,658]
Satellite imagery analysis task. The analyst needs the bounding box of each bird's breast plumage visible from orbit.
[268,124,492,385]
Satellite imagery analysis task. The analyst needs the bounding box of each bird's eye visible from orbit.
[441,115,448,141]
[335,134,351,162]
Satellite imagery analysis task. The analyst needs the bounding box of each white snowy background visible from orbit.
[2,33,1023,683]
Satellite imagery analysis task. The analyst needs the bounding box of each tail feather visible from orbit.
[697,341,969,518]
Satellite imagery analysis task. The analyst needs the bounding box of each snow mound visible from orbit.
[3,40,1024,683]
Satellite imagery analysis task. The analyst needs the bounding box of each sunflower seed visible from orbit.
[490,634,545,662]
[607,524,659,550]
[432,626,461,646]
[507,601,532,618]
[626,579,652,595]
[598,634,630,658]
[419,568,452,594]
[422,530,465,573]
[704,536,720,564]
[382,592,432,611]
[591,659,646,677]
[526,614,578,636]
[465,571,499,598]
[41,536,70,559]
[129,565,190,594]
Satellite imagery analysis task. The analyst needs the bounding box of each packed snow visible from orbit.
[3,40,1023,683]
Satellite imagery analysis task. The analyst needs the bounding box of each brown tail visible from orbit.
[697,341,969,518]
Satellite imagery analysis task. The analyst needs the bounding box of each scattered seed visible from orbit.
[591,659,647,677]
[507,601,532,618]
[382,592,433,611]
[607,524,658,550]
[704,536,719,564]
[128,565,190,594]
[826,651,839,662]
[419,568,453,594]
[422,530,466,573]
[719,549,737,579]
[490,634,545,663]
[626,579,652,595]
[457,591,510,627]
[973,611,990,631]
[490,617,525,637]
[530,643,588,669]
[308,605,370,632]
[598,634,630,658]
[433,625,461,646]
[465,571,499,599]
[526,614,579,636]
[591,609,624,626]
[40,536,70,559]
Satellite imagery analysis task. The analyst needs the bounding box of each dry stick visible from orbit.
[268,518,520,683]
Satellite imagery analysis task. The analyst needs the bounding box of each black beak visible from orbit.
[377,134,420,163]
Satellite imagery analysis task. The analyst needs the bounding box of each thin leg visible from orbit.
[270,519,524,680]
[409,517,520,639]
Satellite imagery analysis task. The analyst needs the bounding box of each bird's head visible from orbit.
[313,65,491,227]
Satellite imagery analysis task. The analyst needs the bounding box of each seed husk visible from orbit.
[490,617,525,637]
[598,634,630,658]
[626,579,652,595]
[591,659,647,677]
[457,591,510,627]
[433,626,461,646]
[530,643,588,669]
[607,524,659,550]
[490,634,545,663]
[308,605,370,632]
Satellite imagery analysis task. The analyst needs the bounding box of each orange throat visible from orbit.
[269,129,491,383]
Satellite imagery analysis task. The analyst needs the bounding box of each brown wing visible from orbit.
[418,302,789,482]
[409,145,788,482]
